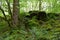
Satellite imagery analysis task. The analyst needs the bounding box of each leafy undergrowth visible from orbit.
[0,14,60,40]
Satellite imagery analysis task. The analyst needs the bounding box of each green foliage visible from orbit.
[0,0,60,40]
[0,11,60,40]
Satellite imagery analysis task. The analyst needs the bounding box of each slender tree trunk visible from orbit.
[12,0,20,28]
[39,0,42,11]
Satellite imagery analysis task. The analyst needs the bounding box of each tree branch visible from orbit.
[0,6,7,20]
[5,0,12,16]
[0,6,11,27]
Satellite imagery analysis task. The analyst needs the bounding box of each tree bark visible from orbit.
[12,0,20,28]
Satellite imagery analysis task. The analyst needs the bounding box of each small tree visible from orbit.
[0,0,20,29]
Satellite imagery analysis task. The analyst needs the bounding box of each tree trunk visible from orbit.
[39,0,42,11]
[12,0,20,28]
